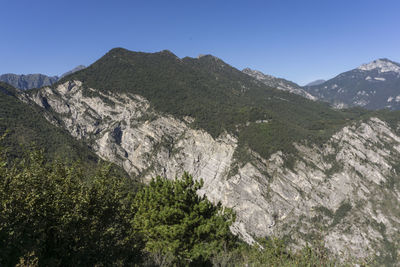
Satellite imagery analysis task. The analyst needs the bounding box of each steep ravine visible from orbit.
[28,81,400,262]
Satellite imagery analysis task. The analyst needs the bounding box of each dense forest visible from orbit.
[0,143,353,266]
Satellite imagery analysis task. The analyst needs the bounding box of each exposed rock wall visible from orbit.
[29,81,400,261]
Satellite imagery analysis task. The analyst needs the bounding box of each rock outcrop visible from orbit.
[28,81,400,262]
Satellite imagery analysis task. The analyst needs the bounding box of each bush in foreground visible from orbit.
[0,148,143,266]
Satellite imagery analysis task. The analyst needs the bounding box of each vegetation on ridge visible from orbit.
[0,82,97,164]
[62,48,376,161]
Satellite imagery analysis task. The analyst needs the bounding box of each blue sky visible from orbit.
[1,0,399,85]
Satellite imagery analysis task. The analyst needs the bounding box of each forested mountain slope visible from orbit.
[242,68,316,100]
[0,82,97,163]
[21,48,400,264]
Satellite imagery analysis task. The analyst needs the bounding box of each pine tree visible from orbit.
[130,172,236,265]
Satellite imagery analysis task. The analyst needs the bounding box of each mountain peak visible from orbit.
[196,54,223,62]
[357,58,400,73]
[60,65,86,79]
[303,58,400,110]
[158,49,177,56]
[108,47,130,54]
[305,79,326,86]
[197,53,216,58]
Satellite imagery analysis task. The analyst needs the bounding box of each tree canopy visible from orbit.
[0,145,235,266]
[131,173,236,265]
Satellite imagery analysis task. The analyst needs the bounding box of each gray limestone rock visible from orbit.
[26,80,400,262]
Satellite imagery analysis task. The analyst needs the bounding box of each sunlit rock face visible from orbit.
[28,80,400,262]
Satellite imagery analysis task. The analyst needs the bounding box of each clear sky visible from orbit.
[1,0,399,85]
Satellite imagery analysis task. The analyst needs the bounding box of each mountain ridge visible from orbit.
[63,47,361,161]
[60,65,86,79]
[0,73,58,90]
[357,58,400,73]
[0,65,86,90]
[303,58,400,110]
[305,79,326,86]
[3,48,400,263]
[242,68,317,100]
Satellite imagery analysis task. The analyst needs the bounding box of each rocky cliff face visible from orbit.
[28,81,400,262]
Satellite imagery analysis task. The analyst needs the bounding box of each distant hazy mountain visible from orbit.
[0,65,86,90]
[0,73,58,90]
[242,68,317,100]
[60,65,86,79]
[305,79,326,86]
[303,58,400,109]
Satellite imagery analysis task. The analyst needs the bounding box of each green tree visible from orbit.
[130,172,237,266]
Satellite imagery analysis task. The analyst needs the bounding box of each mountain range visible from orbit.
[240,58,400,111]
[0,65,86,90]
[1,48,400,264]
[303,58,400,110]
[3,57,400,112]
